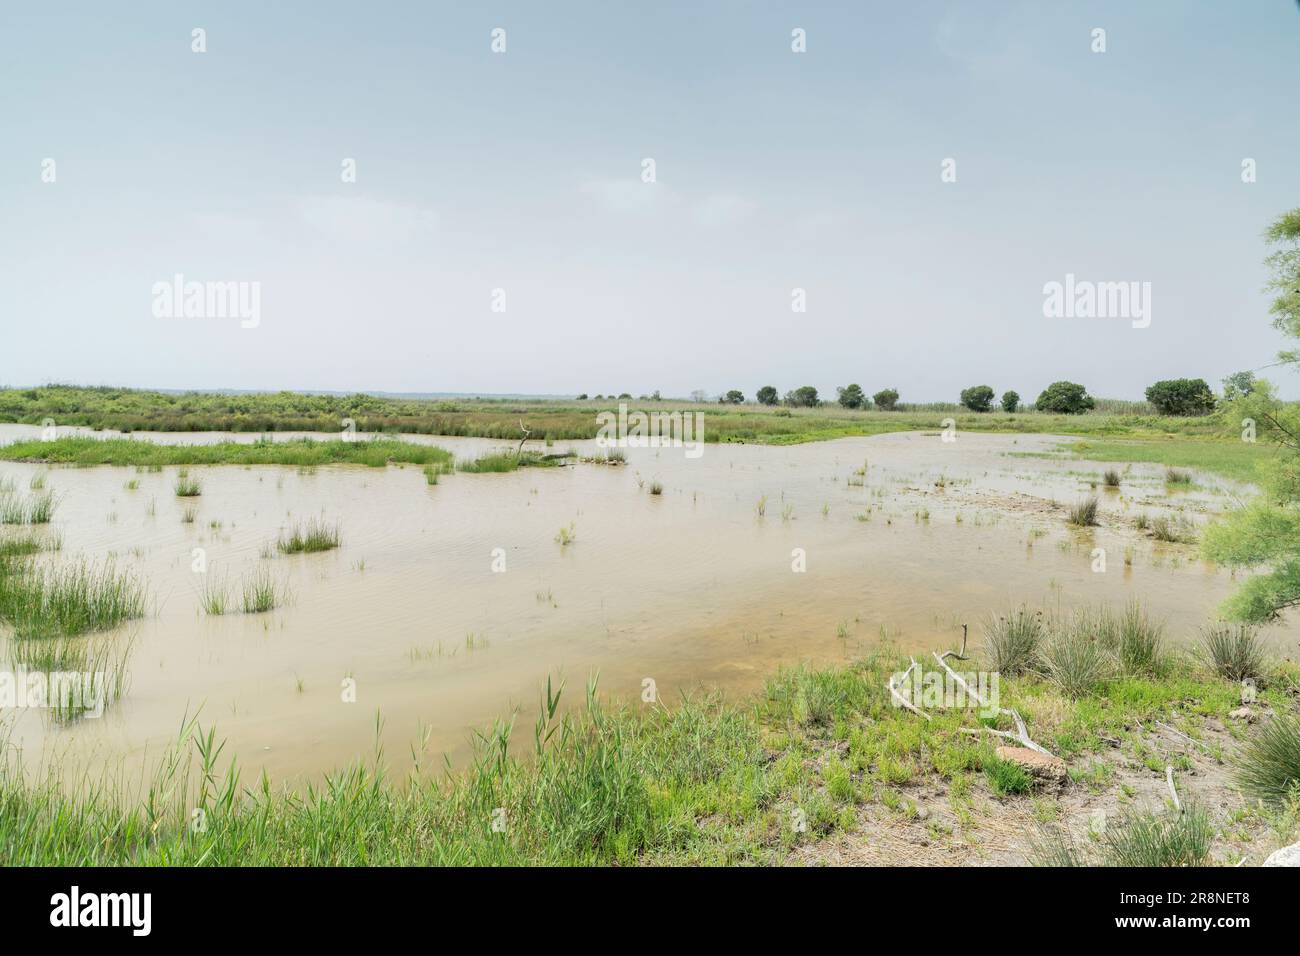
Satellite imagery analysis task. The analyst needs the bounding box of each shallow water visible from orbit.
[0,423,1292,787]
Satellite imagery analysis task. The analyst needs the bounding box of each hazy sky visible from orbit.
[2,1,1298,400]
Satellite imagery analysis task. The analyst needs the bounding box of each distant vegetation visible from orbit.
[0,385,1277,449]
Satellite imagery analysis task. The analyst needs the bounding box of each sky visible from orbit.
[1,1,1298,401]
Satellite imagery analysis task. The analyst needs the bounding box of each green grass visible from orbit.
[0,556,147,639]
[984,757,1035,796]
[173,471,202,497]
[240,567,287,613]
[1065,439,1280,484]
[0,490,58,524]
[1034,804,1214,866]
[0,436,455,470]
[277,517,341,554]
[199,575,230,616]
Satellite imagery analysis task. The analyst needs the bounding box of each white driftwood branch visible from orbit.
[933,649,1056,758]
[1166,765,1182,813]
[1155,720,1214,754]
[888,658,931,721]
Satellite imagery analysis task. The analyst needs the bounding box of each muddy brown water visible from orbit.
[0,424,1293,788]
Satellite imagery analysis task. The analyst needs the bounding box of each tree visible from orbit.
[689,390,707,403]
[1145,378,1216,416]
[1001,390,1019,413]
[1203,208,1300,622]
[1266,208,1300,363]
[1222,371,1256,401]
[960,385,995,413]
[836,383,865,409]
[873,388,899,411]
[756,386,779,406]
[576,394,588,400]
[784,386,819,408]
[721,389,745,404]
[1035,381,1095,414]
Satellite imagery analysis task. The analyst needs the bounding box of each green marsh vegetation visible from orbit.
[240,567,288,614]
[173,470,202,497]
[0,489,58,525]
[0,552,147,640]
[1067,496,1099,527]
[456,450,573,473]
[0,436,455,470]
[1,602,1293,866]
[277,517,341,554]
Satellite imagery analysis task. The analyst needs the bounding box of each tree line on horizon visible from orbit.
[592,373,1257,416]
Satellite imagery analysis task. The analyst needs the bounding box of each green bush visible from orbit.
[1036,381,1095,414]
[959,385,995,412]
[873,388,899,411]
[1145,378,1216,416]
[1001,390,1019,413]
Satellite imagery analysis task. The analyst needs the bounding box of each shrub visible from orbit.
[1101,804,1214,867]
[721,390,745,405]
[1237,714,1300,803]
[873,388,899,411]
[1001,390,1019,413]
[1145,378,1216,416]
[1035,381,1095,414]
[1197,623,1266,683]
[959,385,994,412]
[1039,616,1113,698]
[1068,497,1099,526]
[1102,469,1121,487]
[981,606,1046,676]
[1115,601,1165,676]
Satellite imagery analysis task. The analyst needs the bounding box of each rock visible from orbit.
[1263,842,1300,867]
[1228,707,1258,723]
[995,746,1068,785]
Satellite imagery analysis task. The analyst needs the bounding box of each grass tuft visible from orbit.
[277,517,341,554]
